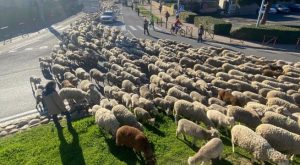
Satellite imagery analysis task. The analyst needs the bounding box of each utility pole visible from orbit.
[177,0,180,15]
[256,0,265,27]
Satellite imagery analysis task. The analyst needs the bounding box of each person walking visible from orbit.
[165,11,170,22]
[159,3,163,14]
[144,18,150,35]
[198,25,204,43]
[137,7,140,16]
[43,81,72,130]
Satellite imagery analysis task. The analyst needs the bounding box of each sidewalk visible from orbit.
[139,3,300,53]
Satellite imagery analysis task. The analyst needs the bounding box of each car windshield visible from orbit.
[103,11,114,16]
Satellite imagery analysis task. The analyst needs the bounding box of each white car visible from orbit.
[100,11,116,23]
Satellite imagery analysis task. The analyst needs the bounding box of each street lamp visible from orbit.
[256,0,266,27]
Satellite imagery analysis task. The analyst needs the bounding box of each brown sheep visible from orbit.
[116,126,156,165]
[217,89,239,106]
[61,80,76,88]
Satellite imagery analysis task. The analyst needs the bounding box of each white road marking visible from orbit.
[8,50,17,53]
[137,25,144,30]
[121,25,126,31]
[129,25,137,30]
[24,48,33,51]
[0,109,38,123]
[52,25,62,29]
[54,45,60,48]
[260,49,279,54]
[39,46,48,49]
[10,39,40,51]
[57,26,70,31]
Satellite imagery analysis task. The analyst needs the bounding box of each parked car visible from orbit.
[272,4,290,13]
[288,4,300,12]
[100,11,116,23]
[260,6,277,14]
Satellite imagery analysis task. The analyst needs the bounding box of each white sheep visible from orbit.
[187,138,223,165]
[167,87,193,102]
[121,80,138,93]
[95,108,120,137]
[59,88,88,103]
[227,105,261,129]
[133,107,155,125]
[112,104,143,131]
[231,125,289,165]
[173,100,214,128]
[75,67,90,80]
[207,110,234,130]
[267,98,300,113]
[176,119,219,146]
[256,124,300,160]
[266,90,295,104]
[29,76,42,90]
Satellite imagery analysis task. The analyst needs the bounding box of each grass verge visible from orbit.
[0,115,300,164]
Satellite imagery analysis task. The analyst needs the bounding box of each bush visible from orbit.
[194,16,232,36]
[179,11,197,24]
[231,25,300,44]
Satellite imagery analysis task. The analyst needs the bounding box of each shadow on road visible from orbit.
[57,127,86,165]
[47,26,62,41]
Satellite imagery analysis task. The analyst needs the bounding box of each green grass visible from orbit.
[1,115,300,165]
[137,6,163,23]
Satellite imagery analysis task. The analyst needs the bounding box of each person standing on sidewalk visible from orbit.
[144,18,150,35]
[198,25,204,43]
[43,81,73,130]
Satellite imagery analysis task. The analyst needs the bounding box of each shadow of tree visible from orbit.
[57,127,86,165]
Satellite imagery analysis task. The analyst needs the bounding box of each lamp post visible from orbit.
[256,0,266,27]
[177,0,180,14]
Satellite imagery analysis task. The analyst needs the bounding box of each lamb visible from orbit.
[267,98,300,113]
[167,87,193,102]
[227,106,261,129]
[207,110,234,130]
[256,124,300,159]
[122,80,138,93]
[116,126,156,165]
[261,111,300,135]
[95,108,120,137]
[173,100,214,128]
[231,125,289,165]
[187,138,223,165]
[266,90,295,104]
[134,107,155,125]
[112,104,143,131]
[89,68,105,84]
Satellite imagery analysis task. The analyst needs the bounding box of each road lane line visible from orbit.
[54,45,60,48]
[24,48,33,51]
[0,109,38,123]
[39,46,49,49]
[8,50,17,53]
[137,25,144,30]
[129,25,137,30]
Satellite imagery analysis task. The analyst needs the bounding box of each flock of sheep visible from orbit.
[31,4,300,165]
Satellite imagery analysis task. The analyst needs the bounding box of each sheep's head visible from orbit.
[227,117,235,128]
[210,128,220,138]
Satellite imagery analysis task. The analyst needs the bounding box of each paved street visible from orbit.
[0,3,300,121]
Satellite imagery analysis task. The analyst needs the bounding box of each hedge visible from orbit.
[194,16,232,36]
[231,25,300,44]
[179,11,197,24]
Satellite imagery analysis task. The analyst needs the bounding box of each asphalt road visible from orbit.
[0,12,90,120]
[0,3,299,121]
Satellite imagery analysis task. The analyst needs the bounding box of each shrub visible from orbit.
[194,16,232,36]
[179,11,197,24]
[231,25,300,44]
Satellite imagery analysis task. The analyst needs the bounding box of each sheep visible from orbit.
[253,74,278,82]
[205,58,224,67]
[176,119,219,145]
[228,69,253,80]
[278,75,300,84]
[251,81,281,91]
[259,88,273,97]
[139,84,152,99]
[263,80,299,92]
[207,110,234,131]
[167,87,193,102]
[173,100,214,128]
[95,108,120,137]
[116,126,156,165]
[287,90,298,96]
[222,63,238,72]
[227,106,261,129]
[244,102,267,117]
[267,98,300,113]
[211,79,241,91]
[158,72,174,83]
[122,80,138,93]
[87,84,102,106]
[29,76,42,90]
[208,97,226,106]
[266,90,295,103]
[138,97,158,115]
[89,68,105,84]
[175,75,195,90]
[79,80,93,92]
[194,64,217,74]
[190,91,208,105]
[187,138,223,165]
[148,63,162,75]
[256,124,300,160]
[227,79,257,93]
[208,104,227,114]
[292,93,300,106]
[261,111,300,135]
[231,125,289,165]
[75,67,90,80]
[134,107,155,125]
[112,104,143,131]
[61,80,76,88]
[215,72,247,82]
[59,88,88,103]
[243,91,266,104]
[217,89,239,106]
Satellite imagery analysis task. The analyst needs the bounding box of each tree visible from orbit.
[260,0,275,25]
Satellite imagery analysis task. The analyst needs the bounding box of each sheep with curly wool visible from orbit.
[176,119,219,146]
[256,124,300,159]
[112,104,143,131]
[227,106,261,129]
[231,125,289,165]
[267,98,300,113]
[187,138,224,165]
[95,108,120,137]
[261,111,300,135]
[173,100,214,128]
[116,126,156,165]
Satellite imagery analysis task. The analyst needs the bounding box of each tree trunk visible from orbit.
[260,0,271,25]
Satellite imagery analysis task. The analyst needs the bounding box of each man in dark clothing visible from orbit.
[198,25,204,43]
[144,18,150,35]
[165,11,170,22]
[159,4,162,14]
